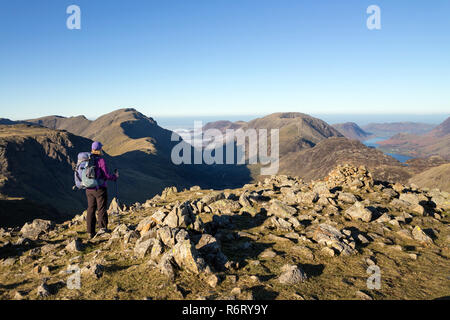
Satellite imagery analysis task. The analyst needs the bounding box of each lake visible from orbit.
[363,137,413,163]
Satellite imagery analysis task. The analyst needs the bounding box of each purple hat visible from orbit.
[91,141,103,151]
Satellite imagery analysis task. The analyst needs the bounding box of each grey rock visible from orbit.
[269,199,297,218]
[172,239,207,274]
[66,238,83,253]
[412,226,433,244]
[81,263,104,279]
[37,282,51,298]
[201,192,225,205]
[345,202,372,222]
[134,238,155,258]
[239,191,252,207]
[278,264,307,284]
[209,199,242,214]
[20,219,54,239]
[157,253,176,280]
[297,192,319,204]
[338,192,357,204]
[259,248,277,259]
[321,247,335,257]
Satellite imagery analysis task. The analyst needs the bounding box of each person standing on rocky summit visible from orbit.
[86,141,119,239]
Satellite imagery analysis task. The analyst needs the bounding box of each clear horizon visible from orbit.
[1,1,449,119]
[4,110,449,127]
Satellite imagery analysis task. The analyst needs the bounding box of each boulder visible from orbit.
[81,263,104,279]
[201,192,225,205]
[172,239,208,274]
[338,192,357,204]
[37,282,51,298]
[107,197,121,214]
[412,226,433,244]
[278,264,307,284]
[297,192,319,204]
[20,219,54,239]
[157,253,176,280]
[399,193,427,205]
[390,198,424,215]
[239,192,252,207]
[307,223,356,256]
[134,238,155,258]
[209,199,242,214]
[344,202,373,222]
[65,238,84,253]
[268,199,297,218]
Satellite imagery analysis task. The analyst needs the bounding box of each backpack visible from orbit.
[74,152,105,189]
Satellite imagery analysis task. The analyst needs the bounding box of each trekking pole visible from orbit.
[114,169,121,223]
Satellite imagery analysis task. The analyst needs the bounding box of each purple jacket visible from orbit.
[88,156,117,189]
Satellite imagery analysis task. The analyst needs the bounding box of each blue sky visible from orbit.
[0,0,449,120]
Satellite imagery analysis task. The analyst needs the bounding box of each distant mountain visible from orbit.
[377,117,450,159]
[203,120,248,132]
[0,118,16,125]
[361,122,435,137]
[28,109,173,156]
[0,118,29,125]
[204,112,344,158]
[204,114,413,183]
[427,117,450,138]
[27,115,91,135]
[332,122,372,141]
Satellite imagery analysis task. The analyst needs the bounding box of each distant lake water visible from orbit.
[363,137,413,163]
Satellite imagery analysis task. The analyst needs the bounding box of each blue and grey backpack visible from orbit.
[74,152,104,189]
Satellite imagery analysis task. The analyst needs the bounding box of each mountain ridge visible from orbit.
[377,117,450,159]
[332,122,372,141]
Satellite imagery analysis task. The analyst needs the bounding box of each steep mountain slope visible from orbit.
[377,117,450,159]
[0,124,93,226]
[409,163,450,192]
[362,122,436,137]
[332,122,372,141]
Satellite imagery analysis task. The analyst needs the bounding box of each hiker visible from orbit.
[85,141,119,238]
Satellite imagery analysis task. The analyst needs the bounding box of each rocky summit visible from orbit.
[0,164,449,300]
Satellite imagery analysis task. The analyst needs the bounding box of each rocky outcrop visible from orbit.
[0,164,448,300]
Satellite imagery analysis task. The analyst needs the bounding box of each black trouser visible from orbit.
[86,187,108,236]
